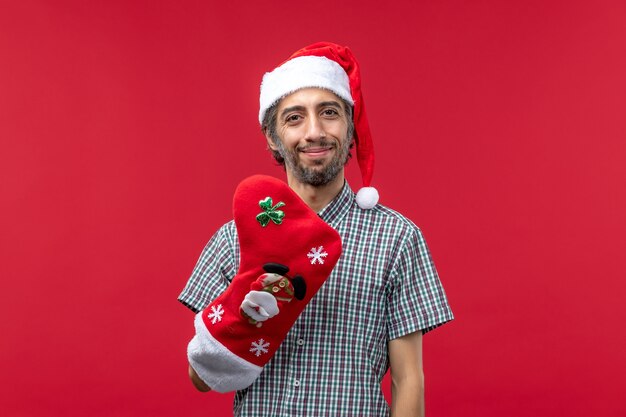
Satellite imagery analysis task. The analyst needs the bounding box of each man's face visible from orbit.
[266,88,353,187]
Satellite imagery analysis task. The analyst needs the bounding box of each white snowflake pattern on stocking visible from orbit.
[307,246,328,265]
[250,338,270,357]
[206,304,224,324]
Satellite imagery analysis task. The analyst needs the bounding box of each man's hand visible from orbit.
[389,331,424,417]
[188,364,212,392]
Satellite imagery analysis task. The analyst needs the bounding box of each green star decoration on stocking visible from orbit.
[256,197,285,227]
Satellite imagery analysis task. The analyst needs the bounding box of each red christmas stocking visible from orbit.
[188,175,342,392]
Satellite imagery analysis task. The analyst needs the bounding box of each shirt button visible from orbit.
[297,338,305,346]
[294,379,300,387]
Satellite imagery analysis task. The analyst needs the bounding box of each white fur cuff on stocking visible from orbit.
[187,312,262,393]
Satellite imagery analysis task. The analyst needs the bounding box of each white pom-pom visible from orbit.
[355,187,379,209]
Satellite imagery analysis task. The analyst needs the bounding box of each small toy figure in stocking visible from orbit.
[187,175,342,392]
[240,263,307,327]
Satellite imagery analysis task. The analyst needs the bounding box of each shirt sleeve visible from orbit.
[386,226,453,339]
[178,221,239,313]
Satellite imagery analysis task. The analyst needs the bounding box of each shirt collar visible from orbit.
[317,181,354,228]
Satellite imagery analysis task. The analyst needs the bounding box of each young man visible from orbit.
[179,42,453,417]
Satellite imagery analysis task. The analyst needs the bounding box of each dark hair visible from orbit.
[261,96,355,166]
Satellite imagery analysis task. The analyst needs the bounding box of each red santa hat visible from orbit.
[259,42,379,209]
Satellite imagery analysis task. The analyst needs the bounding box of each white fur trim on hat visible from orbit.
[188,312,262,393]
[259,55,354,124]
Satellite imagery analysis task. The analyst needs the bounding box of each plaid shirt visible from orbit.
[179,182,453,416]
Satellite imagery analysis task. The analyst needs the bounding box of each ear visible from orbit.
[263,128,278,151]
[291,275,307,300]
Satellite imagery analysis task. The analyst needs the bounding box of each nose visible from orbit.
[304,115,325,141]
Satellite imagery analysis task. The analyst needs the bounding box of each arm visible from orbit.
[188,364,212,392]
[178,223,233,393]
[388,330,424,417]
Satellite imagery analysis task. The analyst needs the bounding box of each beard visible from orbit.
[275,138,352,186]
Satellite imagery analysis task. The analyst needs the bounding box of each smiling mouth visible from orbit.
[300,148,333,159]
[299,144,335,155]
[302,147,331,152]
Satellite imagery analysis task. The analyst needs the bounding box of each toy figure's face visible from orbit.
[262,274,295,302]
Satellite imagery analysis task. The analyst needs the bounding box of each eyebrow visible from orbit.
[280,101,343,119]
[280,105,306,119]
[318,101,343,110]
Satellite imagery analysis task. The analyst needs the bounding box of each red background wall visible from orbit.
[1,1,625,416]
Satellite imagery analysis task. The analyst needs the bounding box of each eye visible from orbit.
[321,108,339,117]
[285,114,302,123]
